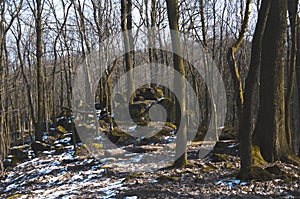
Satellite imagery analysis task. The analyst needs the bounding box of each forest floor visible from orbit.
[0,142,299,199]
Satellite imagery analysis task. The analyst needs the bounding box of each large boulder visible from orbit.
[10,145,29,161]
[31,141,51,155]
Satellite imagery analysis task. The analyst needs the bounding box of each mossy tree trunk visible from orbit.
[166,0,187,167]
[239,0,271,178]
[252,0,291,162]
[226,0,252,132]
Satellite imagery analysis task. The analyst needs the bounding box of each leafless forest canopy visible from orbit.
[0,0,299,177]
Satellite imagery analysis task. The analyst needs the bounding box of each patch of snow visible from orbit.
[39,168,53,175]
[216,179,242,188]
[4,183,19,192]
[228,143,239,148]
[125,196,138,199]
[129,125,137,132]
[59,137,72,144]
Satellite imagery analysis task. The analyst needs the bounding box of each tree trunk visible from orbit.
[296,15,300,158]
[121,0,134,103]
[253,0,290,162]
[226,0,252,131]
[0,1,7,158]
[285,0,298,148]
[239,0,271,178]
[166,0,187,167]
[36,0,45,141]
[73,0,92,110]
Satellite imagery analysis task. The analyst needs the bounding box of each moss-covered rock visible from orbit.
[43,135,58,145]
[74,144,91,156]
[10,145,29,160]
[85,143,103,155]
[48,129,63,139]
[220,126,237,140]
[4,155,22,167]
[212,141,239,156]
[154,127,172,138]
[134,87,164,101]
[54,143,65,154]
[31,141,51,155]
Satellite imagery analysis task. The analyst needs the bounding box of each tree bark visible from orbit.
[35,0,45,141]
[253,0,291,162]
[285,0,298,148]
[166,0,187,167]
[239,0,271,178]
[226,0,252,131]
[121,0,134,103]
[296,15,300,158]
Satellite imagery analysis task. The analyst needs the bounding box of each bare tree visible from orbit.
[121,0,135,103]
[26,0,45,141]
[0,0,23,157]
[239,0,271,179]
[166,0,187,167]
[285,0,298,148]
[226,0,252,131]
[252,0,297,163]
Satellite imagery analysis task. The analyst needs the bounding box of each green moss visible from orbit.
[111,129,129,137]
[57,125,67,133]
[7,194,24,199]
[165,122,177,130]
[84,143,103,154]
[124,173,143,181]
[186,162,195,167]
[210,153,229,162]
[156,88,164,98]
[90,143,103,149]
[157,174,180,181]
[283,154,300,166]
[155,128,172,137]
[98,120,107,129]
[237,166,272,181]
[74,144,90,156]
[225,162,234,169]
[200,164,217,173]
[252,146,268,166]
[185,168,196,173]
